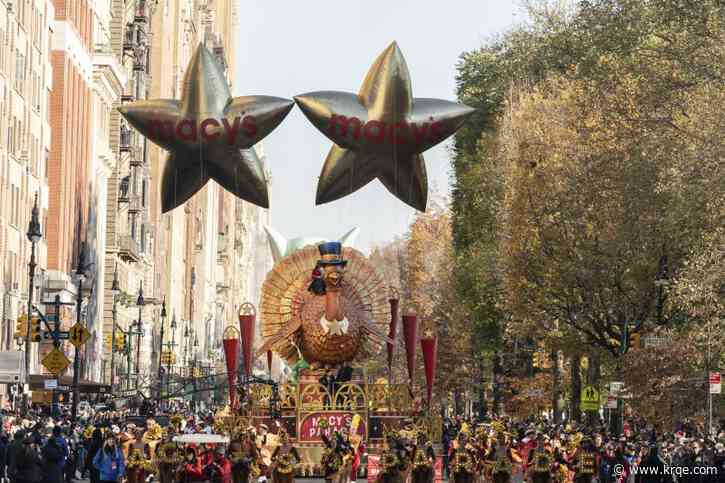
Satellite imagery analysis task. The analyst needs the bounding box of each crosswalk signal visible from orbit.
[30,316,42,342]
[15,314,28,338]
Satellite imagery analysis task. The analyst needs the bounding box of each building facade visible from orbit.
[0,0,272,404]
[0,0,54,400]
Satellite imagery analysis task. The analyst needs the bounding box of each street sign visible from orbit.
[709,372,721,394]
[43,332,69,340]
[44,379,58,389]
[581,385,601,411]
[42,348,70,375]
[69,323,90,348]
[606,394,618,409]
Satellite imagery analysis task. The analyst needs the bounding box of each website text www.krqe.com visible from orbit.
[613,463,719,478]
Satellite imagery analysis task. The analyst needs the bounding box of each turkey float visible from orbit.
[256,228,391,368]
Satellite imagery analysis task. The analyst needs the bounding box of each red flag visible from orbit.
[222,326,239,408]
[421,334,438,408]
[239,307,256,378]
[402,314,418,384]
[267,350,273,374]
[387,297,399,373]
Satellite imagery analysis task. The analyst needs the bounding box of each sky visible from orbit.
[234,0,525,253]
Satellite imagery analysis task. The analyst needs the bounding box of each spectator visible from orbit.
[41,436,65,483]
[12,435,42,483]
[6,431,25,483]
[85,429,103,483]
[0,433,9,482]
[92,435,124,483]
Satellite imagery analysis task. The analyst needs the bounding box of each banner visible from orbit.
[402,314,418,384]
[387,296,399,373]
[238,303,256,377]
[421,333,438,408]
[222,326,239,408]
[298,412,365,442]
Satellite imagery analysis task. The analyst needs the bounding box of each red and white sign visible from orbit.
[709,372,721,394]
[298,412,365,442]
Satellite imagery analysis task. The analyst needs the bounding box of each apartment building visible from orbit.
[0,0,54,400]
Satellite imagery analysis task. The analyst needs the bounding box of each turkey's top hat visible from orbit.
[317,241,347,266]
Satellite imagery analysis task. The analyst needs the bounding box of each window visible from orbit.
[140,223,146,253]
[141,178,147,207]
[14,49,26,92]
[11,185,20,227]
[0,28,6,72]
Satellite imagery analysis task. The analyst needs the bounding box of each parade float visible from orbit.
[216,231,443,477]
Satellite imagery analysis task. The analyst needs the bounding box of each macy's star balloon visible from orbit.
[295,42,475,211]
[118,43,293,213]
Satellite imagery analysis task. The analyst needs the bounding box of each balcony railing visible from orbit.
[129,149,143,167]
[119,235,141,263]
[119,126,132,152]
[133,48,147,72]
[123,25,136,52]
[134,1,148,22]
[128,196,141,214]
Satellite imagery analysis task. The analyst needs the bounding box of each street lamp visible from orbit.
[192,330,199,412]
[24,193,42,403]
[71,241,90,422]
[135,283,145,390]
[157,298,166,405]
[183,321,190,371]
[167,312,177,396]
[110,264,120,391]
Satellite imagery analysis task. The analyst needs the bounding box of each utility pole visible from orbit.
[25,194,42,389]
[71,242,89,422]
[110,265,120,391]
[156,298,166,408]
[135,283,145,390]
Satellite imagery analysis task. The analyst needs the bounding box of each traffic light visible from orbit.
[117,334,126,352]
[30,316,42,342]
[532,352,540,368]
[14,314,28,338]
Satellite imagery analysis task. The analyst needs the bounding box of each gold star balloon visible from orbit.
[118,43,294,213]
[295,42,475,211]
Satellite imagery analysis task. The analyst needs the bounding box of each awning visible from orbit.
[28,374,111,394]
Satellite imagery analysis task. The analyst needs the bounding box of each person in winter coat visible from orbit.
[42,436,65,483]
[0,433,9,481]
[92,435,125,483]
[85,429,104,483]
[180,447,205,483]
[6,431,25,483]
[12,436,42,483]
[204,448,231,483]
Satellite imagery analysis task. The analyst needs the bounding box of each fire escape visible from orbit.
[117,0,151,264]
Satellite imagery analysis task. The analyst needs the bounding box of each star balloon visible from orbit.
[119,43,294,213]
[295,42,475,211]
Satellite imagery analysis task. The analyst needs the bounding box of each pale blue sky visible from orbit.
[234,0,524,252]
